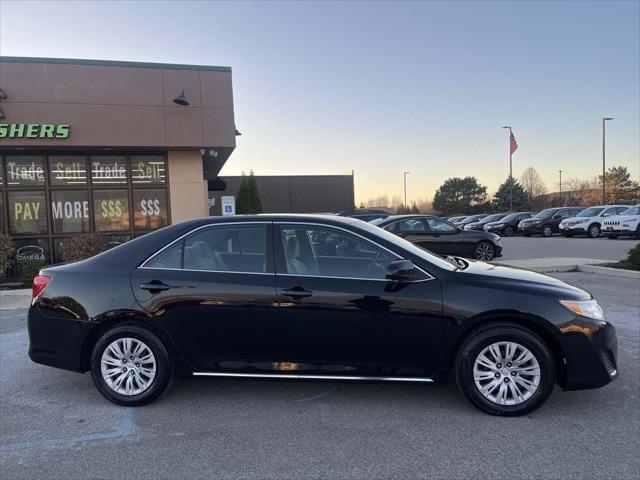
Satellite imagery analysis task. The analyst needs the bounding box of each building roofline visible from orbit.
[0,56,231,73]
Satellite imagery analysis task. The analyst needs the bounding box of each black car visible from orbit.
[518,207,583,237]
[337,209,391,222]
[484,212,535,236]
[371,215,502,261]
[463,213,509,231]
[28,215,617,416]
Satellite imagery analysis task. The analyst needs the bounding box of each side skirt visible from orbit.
[192,372,434,382]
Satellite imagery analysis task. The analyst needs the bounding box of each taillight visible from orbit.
[32,275,50,299]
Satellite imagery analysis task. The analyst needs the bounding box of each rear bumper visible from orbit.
[559,318,618,390]
[28,306,86,373]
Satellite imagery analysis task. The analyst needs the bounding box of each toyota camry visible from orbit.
[28,215,617,416]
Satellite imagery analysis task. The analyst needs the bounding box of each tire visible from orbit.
[542,225,554,237]
[588,223,601,238]
[473,241,495,261]
[503,226,515,237]
[90,324,172,406]
[454,323,556,416]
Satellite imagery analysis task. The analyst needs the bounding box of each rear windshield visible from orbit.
[500,213,520,222]
[481,214,505,222]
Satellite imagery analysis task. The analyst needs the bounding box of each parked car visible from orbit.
[28,214,617,416]
[559,205,631,238]
[464,213,508,231]
[447,215,467,223]
[456,214,488,227]
[602,205,640,239]
[371,215,502,261]
[518,207,583,237]
[484,212,535,237]
[337,209,391,222]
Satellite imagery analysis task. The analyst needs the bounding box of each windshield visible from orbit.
[357,221,457,271]
[533,208,558,219]
[370,217,386,226]
[577,207,604,217]
[500,213,520,222]
[621,206,640,216]
[482,214,506,222]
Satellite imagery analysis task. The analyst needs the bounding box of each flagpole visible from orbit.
[502,126,513,211]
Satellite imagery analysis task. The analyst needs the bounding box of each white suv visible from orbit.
[602,205,640,239]
[559,205,630,238]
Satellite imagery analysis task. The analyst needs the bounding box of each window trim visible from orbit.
[139,221,273,274]
[274,221,433,281]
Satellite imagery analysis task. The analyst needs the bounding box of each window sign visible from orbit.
[8,190,47,235]
[90,156,128,185]
[14,238,50,269]
[93,190,130,231]
[133,189,168,230]
[132,156,166,184]
[221,196,235,216]
[4,156,46,186]
[51,190,90,233]
[49,156,88,185]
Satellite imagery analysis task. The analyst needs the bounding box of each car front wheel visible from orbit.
[454,323,556,416]
[90,324,172,406]
[473,241,495,261]
[542,225,554,237]
[503,226,515,237]
[588,224,601,238]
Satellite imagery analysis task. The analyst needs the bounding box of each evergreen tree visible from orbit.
[432,177,488,215]
[492,177,528,211]
[235,172,251,214]
[599,166,640,204]
[247,170,263,213]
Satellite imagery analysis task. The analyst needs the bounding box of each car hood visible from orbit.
[458,260,590,299]
[484,221,506,227]
[560,216,589,223]
[519,218,541,224]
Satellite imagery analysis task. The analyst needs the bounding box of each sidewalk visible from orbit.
[0,289,31,310]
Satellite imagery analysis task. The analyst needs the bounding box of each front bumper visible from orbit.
[518,223,542,234]
[558,318,618,390]
[559,224,588,234]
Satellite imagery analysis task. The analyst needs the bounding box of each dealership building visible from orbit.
[0,56,239,266]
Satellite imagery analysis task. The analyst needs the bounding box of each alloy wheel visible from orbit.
[100,337,157,396]
[589,225,600,238]
[543,226,553,237]
[473,341,541,406]
[475,242,494,261]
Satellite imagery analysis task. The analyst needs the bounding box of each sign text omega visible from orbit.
[0,123,70,139]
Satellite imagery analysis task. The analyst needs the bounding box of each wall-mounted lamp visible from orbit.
[173,89,189,106]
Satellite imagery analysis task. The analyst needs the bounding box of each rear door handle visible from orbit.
[280,287,313,299]
[140,282,170,292]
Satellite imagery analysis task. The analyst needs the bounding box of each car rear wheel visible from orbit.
[542,225,554,237]
[503,226,515,237]
[90,324,172,406]
[473,241,495,261]
[454,323,556,416]
[588,224,601,238]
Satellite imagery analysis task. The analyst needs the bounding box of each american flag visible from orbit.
[510,131,518,154]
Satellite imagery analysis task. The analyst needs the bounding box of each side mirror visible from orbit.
[385,260,417,281]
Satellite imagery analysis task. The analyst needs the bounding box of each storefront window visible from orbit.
[14,238,50,271]
[90,155,128,185]
[8,191,48,235]
[132,156,166,184]
[49,156,88,186]
[133,189,168,230]
[93,190,130,232]
[100,234,130,250]
[4,156,46,187]
[0,193,4,233]
[0,159,4,185]
[51,190,91,233]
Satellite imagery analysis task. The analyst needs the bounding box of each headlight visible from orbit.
[560,300,604,320]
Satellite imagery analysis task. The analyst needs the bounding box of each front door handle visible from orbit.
[280,287,313,299]
[140,281,170,292]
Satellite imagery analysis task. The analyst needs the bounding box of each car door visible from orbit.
[386,218,442,254]
[416,218,468,256]
[274,222,443,377]
[130,222,280,372]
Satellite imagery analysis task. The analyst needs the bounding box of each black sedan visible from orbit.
[28,215,617,416]
[484,212,535,236]
[371,215,502,261]
[463,213,508,231]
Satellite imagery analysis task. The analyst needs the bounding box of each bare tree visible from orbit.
[520,167,547,210]
[364,195,390,209]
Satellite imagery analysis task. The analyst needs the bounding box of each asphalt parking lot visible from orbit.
[1,271,638,479]
[499,235,639,261]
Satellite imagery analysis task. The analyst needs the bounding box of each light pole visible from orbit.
[602,117,614,204]
[559,170,563,204]
[403,171,410,213]
[502,126,513,210]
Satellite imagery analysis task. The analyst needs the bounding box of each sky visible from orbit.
[1,0,638,204]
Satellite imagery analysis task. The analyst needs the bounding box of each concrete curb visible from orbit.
[578,264,640,279]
